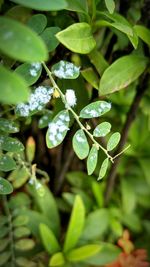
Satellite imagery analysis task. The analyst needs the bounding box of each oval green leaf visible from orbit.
[66,245,101,262]
[52,60,80,79]
[49,252,65,267]
[0,136,24,152]
[14,227,31,238]
[63,195,85,252]
[98,158,109,180]
[0,119,19,133]
[15,62,42,86]
[14,239,35,251]
[0,178,13,195]
[40,27,60,52]
[11,0,68,11]
[27,14,47,34]
[46,110,70,149]
[0,65,29,104]
[0,155,16,172]
[0,251,11,266]
[99,55,148,95]
[0,16,48,62]
[134,25,150,46]
[81,209,109,240]
[87,146,98,175]
[107,132,121,151]
[73,129,89,160]
[80,101,111,119]
[93,122,111,137]
[56,23,96,54]
[40,224,60,255]
[105,0,115,14]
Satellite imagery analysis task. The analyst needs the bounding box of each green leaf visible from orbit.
[15,239,35,251]
[81,68,99,89]
[0,65,29,104]
[73,129,89,160]
[81,209,109,240]
[52,61,80,79]
[66,245,101,262]
[0,251,11,266]
[93,122,111,137]
[15,62,42,86]
[13,215,29,227]
[0,154,16,172]
[63,195,85,252]
[49,252,65,267]
[105,0,115,14]
[11,0,68,11]
[95,20,133,36]
[8,167,29,189]
[0,238,9,252]
[0,119,19,133]
[121,179,137,214]
[98,158,109,180]
[0,136,24,152]
[134,25,150,46]
[27,14,47,34]
[56,23,96,54]
[0,16,48,62]
[16,257,37,267]
[0,226,9,238]
[14,227,31,238]
[28,185,60,237]
[38,111,53,129]
[88,49,109,76]
[40,224,60,255]
[65,0,88,13]
[92,181,104,208]
[98,12,133,36]
[0,178,13,195]
[46,110,70,149]
[99,55,147,95]
[107,132,121,151]
[85,243,121,265]
[87,146,98,175]
[80,101,111,118]
[40,27,60,52]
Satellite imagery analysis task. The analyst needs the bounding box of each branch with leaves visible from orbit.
[41,61,129,180]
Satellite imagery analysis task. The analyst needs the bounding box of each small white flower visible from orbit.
[65,89,77,108]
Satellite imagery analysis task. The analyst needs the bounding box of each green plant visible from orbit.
[0,0,150,266]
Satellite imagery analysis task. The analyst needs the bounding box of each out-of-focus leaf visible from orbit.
[81,67,99,89]
[99,55,147,95]
[0,178,13,195]
[63,195,85,252]
[0,16,48,62]
[40,27,60,52]
[66,245,101,262]
[81,209,109,240]
[40,224,60,255]
[134,25,150,46]
[11,0,68,11]
[27,14,47,34]
[0,66,29,104]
